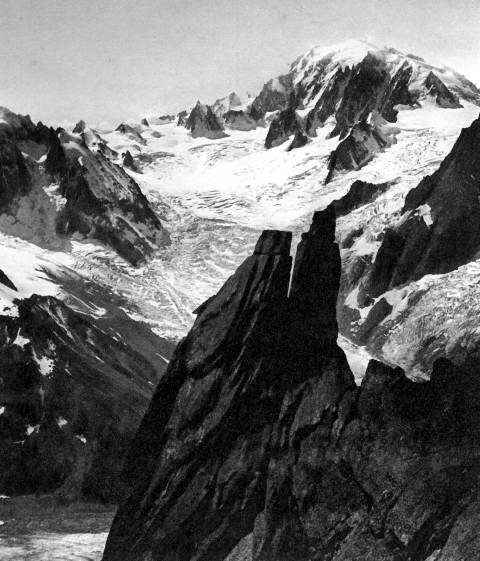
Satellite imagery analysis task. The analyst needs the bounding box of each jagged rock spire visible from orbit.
[102,210,350,561]
[103,206,480,561]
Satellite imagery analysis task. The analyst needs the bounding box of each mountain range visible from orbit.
[0,39,480,559]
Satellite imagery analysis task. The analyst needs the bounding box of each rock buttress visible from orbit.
[102,208,354,561]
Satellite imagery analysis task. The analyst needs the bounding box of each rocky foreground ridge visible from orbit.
[103,209,480,561]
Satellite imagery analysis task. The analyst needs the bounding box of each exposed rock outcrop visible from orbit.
[287,130,309,151]
[332,180,390,216]
[224,110,258,131]
[0,107,169,264]
[364,114,480,296]
[115,123,147,145]
[177,110,188,127]
[326,116,397,183]
[265,106,302,149]
[54,131,170,265]
[250,75,293,121]
[122,150,139,172]
[104,208,480,561]
[212,92,243,119]
[424,71,463,108]
[72,120,87,134]
[186,102,228,139]
[0,294,174,502]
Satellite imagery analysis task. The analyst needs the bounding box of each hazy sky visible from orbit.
[1,0,479,125]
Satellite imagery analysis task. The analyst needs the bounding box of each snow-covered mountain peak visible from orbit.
[291,39,379,74]
[288,40,479,105]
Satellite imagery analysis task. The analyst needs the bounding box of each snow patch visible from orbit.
[32,348,55,376]
[25,424,40,436]
[12,329,30,349]
[57,416,68,428]
[416,203,434,226]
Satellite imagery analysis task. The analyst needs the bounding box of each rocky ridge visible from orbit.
[103,208,480,561]
[0,292,173,503]
[0,107,170,265]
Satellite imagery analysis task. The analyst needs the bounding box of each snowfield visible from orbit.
[0,99,469,378]
[0,42,479,379]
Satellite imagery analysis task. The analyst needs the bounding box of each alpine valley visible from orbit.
[1,39,480,561]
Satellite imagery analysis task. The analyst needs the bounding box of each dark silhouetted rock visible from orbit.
[185,102,228,139]
[103,207,480,561]
[141,118,149,127]
[122,150,139,172]
[103,207,353,561]
[366,114,480,293]
[425,71,463,108]
[331,52,390,138]
[0,294,173,503]
[326,118,395,183]
[379,60,417,121]
[177,110,188,126]
[305,67,351,135]
[0,137,32,210]
[250,75,293,121]
[0,270,16,291]
[72,120,87,134]
[265,106,301,149]
[357,297,393,343]
[287,130,309,151]
[333,180,390,216]
[364,228,405,298]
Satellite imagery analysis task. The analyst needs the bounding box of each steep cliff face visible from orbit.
[264,106,302,149]
[325,116,397,183]
[363,114,480,297]
[54,131,170,265]
[103,207,351,561]
[104,208,480,561]
[0,107,170,265]
[424,71,463,108]
[0,294,173,503]
[186,102,229,139]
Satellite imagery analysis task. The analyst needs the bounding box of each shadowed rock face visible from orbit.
[364,114,480,297]
[115,123,147,145]
[0,294,174,503]
[0,107,169,265]
[424,71,463,108]
[122,150,139,172]
[103,206,351,560]
[250,75,293,121]
[103,206,480,561]
[332,180,390,216]
[54,140,170,265]
[186,102,228,139]
[330,53,391,138]
[224,110,258,131]
[177,110,188,126]
[325,119,395,183]
[265,107,302,149]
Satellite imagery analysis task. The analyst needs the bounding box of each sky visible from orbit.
[1,0,479,126]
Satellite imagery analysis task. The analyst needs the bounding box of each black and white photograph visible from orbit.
[0,1,479,559]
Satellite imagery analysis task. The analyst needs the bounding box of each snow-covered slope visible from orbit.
[60,93,479,382]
